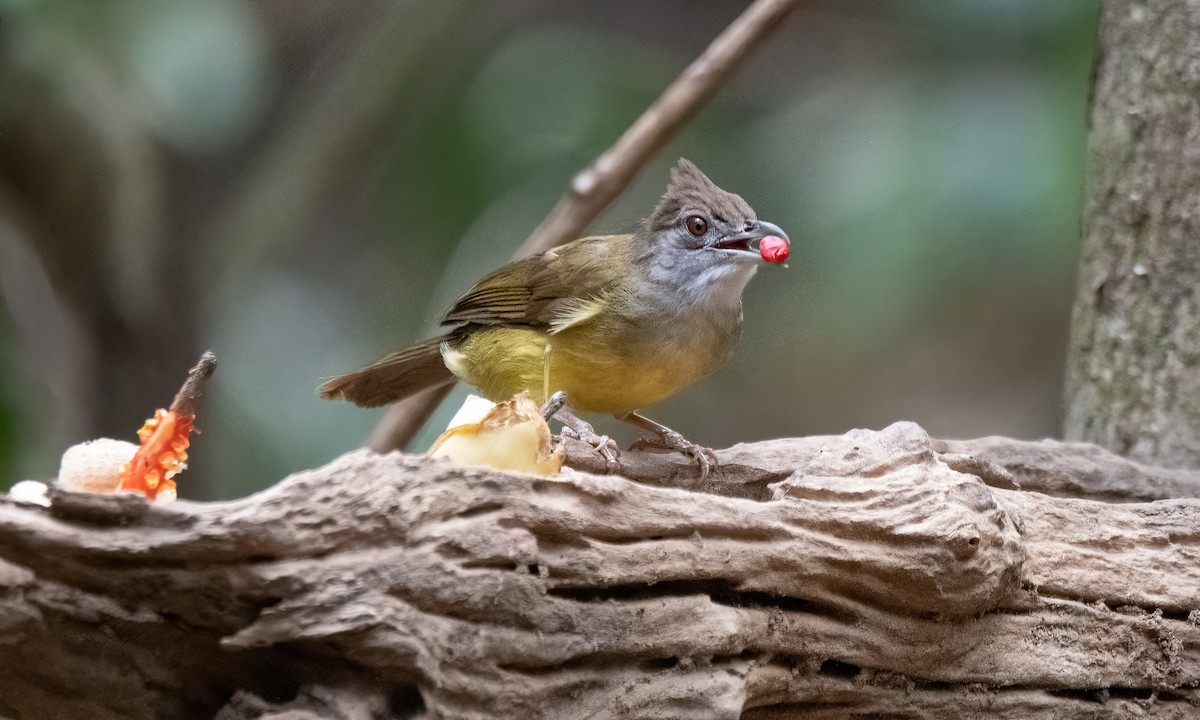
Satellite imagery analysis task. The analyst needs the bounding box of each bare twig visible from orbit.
[169,351,217,417]
[515,0,801,259]
[369,0,803,453]
[367,382,454,453]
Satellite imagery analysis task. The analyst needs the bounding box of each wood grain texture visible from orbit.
[2,422,1199,718]
[564,429,1200,503]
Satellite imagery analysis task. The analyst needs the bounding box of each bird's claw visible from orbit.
[629,431,718,478]
[560,423,621,470]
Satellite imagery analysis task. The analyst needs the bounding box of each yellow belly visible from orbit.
[444,326,709,415]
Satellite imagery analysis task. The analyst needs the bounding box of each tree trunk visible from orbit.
[1063,0,1200,468]
[3,423,1200,719]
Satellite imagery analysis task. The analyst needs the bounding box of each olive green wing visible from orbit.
[441,235,631,331]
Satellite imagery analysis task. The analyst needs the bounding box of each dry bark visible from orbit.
[2,421,1199,719]
[1063,0,1200,468]
[564,432,1200,504]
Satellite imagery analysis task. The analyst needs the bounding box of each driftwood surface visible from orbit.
[2,421,1200,719]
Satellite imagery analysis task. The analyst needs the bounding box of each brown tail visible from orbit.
[319,337,455,407]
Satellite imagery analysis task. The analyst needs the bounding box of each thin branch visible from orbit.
[169,351,217,416]
[515,0,802,258]
[369,0,804,452]
[367,382,454,453]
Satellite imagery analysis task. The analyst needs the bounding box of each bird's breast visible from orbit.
[448,298,742,415]
[560,281,747,409]
[446,261,753,415]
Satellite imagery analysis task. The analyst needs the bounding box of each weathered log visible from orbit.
[1,422,1199,719]
[936,436,1200,503]
[565,430,1200,503]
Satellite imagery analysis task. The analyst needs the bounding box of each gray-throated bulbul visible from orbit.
[320,159,790,475]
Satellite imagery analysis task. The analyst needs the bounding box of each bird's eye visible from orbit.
[685,215,708,237]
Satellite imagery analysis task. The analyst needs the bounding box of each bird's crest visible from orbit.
[646,159,754,233]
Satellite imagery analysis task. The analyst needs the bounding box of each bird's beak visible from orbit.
[709,220,791,265]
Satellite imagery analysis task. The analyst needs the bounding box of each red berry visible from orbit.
[760,235,789,263]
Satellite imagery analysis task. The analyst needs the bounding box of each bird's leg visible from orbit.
[539,343,618,465]
[542,342,553,407]
[555,404,620,469]
[621,411,718,478]
[540,390,567,422]
[539,348,618,466]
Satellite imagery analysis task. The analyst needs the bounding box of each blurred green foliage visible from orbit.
[0,327,17,483]
[0,0,1098,498]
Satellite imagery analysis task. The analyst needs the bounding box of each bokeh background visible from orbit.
[0,0,1098,499]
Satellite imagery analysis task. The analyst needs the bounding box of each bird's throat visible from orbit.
[647,259,757,312]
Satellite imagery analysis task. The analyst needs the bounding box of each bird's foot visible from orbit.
[555,406,620,470]
[629,429,718,479]
[619,411,718,479]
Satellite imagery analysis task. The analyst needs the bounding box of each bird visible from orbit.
[320,159,789,476]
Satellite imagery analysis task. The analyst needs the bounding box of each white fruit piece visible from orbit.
[429,393,563,476]
[56,438,138,494]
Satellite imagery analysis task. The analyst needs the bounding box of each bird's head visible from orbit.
[635,159,789,301]
[640,159,789,267]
